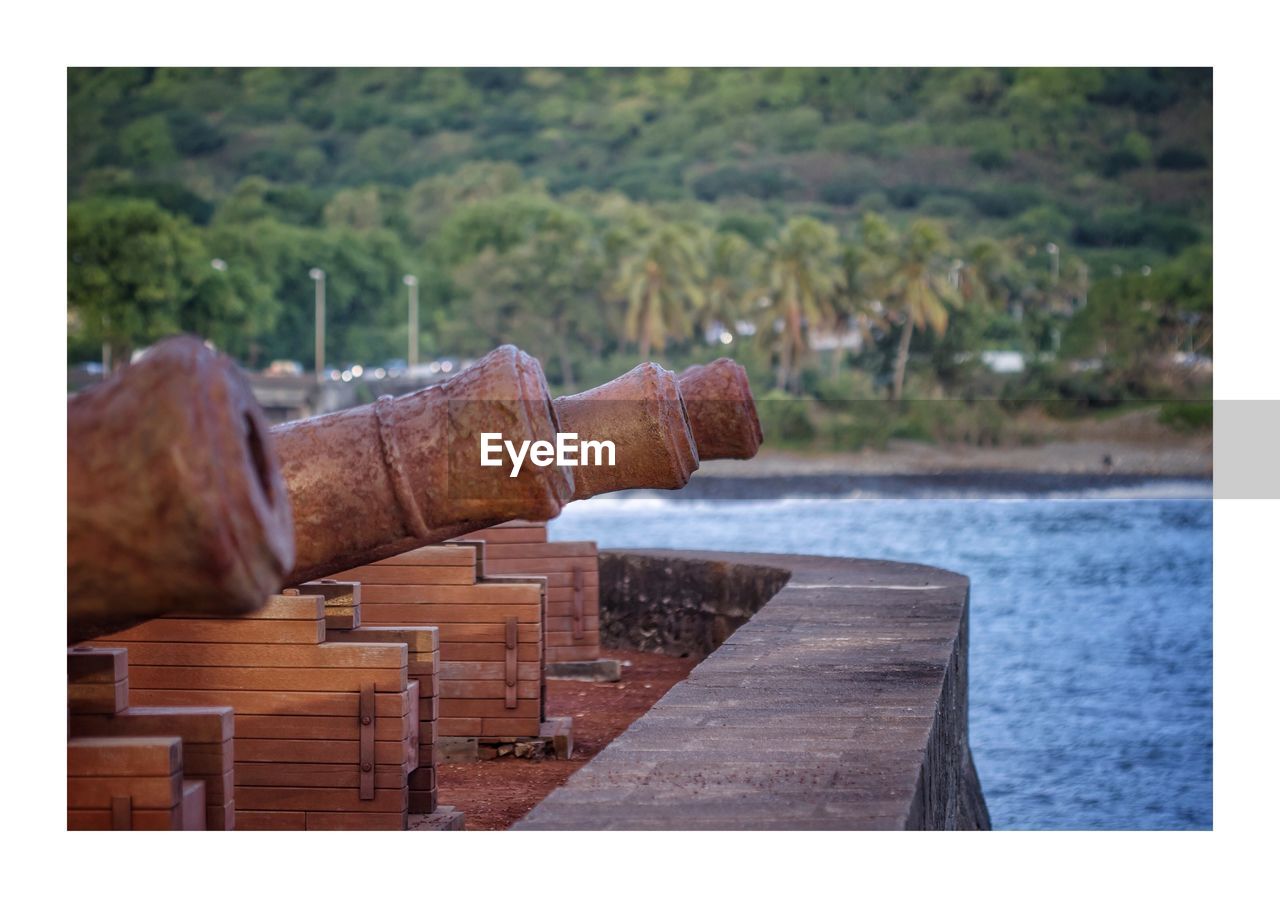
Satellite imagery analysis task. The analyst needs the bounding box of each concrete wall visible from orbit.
[597,551,792,658]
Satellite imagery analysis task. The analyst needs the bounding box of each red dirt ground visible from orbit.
[435,649,699,830]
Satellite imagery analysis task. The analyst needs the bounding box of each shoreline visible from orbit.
[697,436,1212,480]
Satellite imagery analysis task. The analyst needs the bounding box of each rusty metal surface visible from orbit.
[678,358,764,460]
[67,336,294,644]
[274,345,573,584]
[553,362,700,501]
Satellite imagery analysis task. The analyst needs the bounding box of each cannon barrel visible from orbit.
[67,336,294,643]
[273,345,573,584]
[552,361,700,502]
[678,358,763,460]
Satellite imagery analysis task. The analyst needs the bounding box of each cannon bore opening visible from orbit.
[244,412,275,504]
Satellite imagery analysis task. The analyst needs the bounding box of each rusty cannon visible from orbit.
[678,358,764,461]
[272,344,574,584]
[552,361,700,502]
[67,336,295,643]
[273,350,764,585]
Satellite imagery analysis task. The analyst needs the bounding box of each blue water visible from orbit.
[547,481,1213,830]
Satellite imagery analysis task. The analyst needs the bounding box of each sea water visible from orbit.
[547,480,1213,830]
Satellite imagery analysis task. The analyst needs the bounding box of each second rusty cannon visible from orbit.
[271,348,760,585]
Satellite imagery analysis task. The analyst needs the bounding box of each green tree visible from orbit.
[612,223,708,359]
[68,197,212,366]
[700,230,756,336]
[754,217,845,393]
[323,186,383,230]
[454,205,605,389]
[874,218,962,400]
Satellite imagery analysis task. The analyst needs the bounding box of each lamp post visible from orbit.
[1046,242,1060,286]
[403,274,419,369]
[310,268,326,383]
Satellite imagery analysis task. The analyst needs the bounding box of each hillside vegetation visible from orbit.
[67,68,1212,443]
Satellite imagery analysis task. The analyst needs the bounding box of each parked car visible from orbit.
[265,359,304,377]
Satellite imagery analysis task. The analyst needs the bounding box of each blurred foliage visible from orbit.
[67,67,1212,433]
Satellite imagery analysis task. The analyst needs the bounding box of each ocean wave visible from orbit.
[555,479,1212,513]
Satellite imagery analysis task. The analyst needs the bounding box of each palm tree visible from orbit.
[754,217,845,393]
[612,224,707,359]
[700,231,756,340]
[879,218,960,401]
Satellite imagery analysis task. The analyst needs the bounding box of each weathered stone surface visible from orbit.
[515,550,990,830]
[597,552,791,657]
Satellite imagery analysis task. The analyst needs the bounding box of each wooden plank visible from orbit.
[235,786,406,814]
[299,581,361,604]
[481,541,596,559]
[67,647,129,683]
[97,641,406,670]
[408,791,437,815]
[357,616,540,644]
[409,767,436,791]
[334,565,476,585]
[436,718,482,737]
[235,810,305,830]
[545,616,600,633]
[326,626,438,654]
[440,642,540,662]
[305,811,406,831]
[483,557,598,575]
[545,645,603,662]
[437,698,540,718]
[406,661,439,681]
[67,737,181,777]
[181,781,207,830]
[68,772,182,809]
[129,689,411,718]
[198,769,235,804]
[102,618,325,645]
[69,706,234,744]
[324,608,359,631]
[365,544,476,566]
[359,604,539,624]
[178,740,235,776]
[235,762,408,790]
[358,583,541,604]
[458,525,547,544]
[235,712,414,742]
[67,806,183,831]
[439,661,540,680]
[513,572,600,589]
[180,594,323,621]
[480,717,542,738]
[126,665,407,693]
[547,631,602,647]
[441,680,540,700]
[67,680,128,714]
[207,800,235,831]
[235,738,411,766]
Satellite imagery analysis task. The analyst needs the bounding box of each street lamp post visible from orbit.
[403,274,419,369]
[1046,242,1060,286]
[310,268,326,383]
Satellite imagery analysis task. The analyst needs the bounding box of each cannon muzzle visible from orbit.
[678,358,763,460]
[273,345,573,584]
[553,361,700,501]
[67,336,294,643]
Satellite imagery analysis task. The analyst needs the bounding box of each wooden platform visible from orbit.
[514,551,990,830]
[459,521,601,664]
[68,647,233,829]
[90,594,421,830]
[332,543,546,742]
